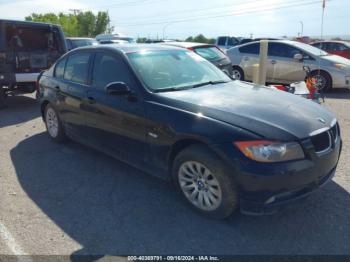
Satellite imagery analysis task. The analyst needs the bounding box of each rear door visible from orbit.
[57,51,92,136]
[238,43,260,81]
[83,50,149,166]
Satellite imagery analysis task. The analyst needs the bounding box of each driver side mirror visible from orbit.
[106,82,131,96]
[293,53,303,61]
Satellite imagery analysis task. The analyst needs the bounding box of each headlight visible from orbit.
[234,140,305,162]
[334,63,348,70]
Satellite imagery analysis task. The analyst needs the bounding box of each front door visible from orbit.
[83,51,149,166]
[267,43,306,84]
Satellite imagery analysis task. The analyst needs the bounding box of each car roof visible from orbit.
[311,40,350,44]
[233,39,304,48]
[75,44,184,54]
[161,41,214,48]
[0,19,61,28]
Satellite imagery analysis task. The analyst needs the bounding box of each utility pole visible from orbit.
[299,21,304,37]
[69,9,81,16]
[162,22,172,40]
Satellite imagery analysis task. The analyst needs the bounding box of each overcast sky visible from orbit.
[0,0,349,39]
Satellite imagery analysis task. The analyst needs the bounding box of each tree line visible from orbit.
[25,11,114,37]
[25,12,215,44]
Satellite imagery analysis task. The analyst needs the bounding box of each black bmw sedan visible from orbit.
[38,44,342,219]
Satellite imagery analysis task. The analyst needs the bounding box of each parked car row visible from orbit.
[1,18,350,104]
[226,40,350,91]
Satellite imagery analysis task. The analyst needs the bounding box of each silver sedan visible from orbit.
[226,40,350,91]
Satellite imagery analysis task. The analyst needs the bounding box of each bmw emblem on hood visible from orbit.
[317,117,326,124]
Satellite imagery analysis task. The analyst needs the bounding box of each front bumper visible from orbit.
[212,136,342,215]
[240,167,335,215]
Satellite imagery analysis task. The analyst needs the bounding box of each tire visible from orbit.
[172,144,239,219]
[232,66,244,81]
[44,104,66,142]
[310,70,332,92]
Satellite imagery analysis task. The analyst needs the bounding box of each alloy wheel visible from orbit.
[46,108,59,138]
[178,161,222,211]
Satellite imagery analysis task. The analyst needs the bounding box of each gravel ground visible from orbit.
[0,91,349,256]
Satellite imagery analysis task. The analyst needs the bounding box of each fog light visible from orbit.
[0,75,4,80]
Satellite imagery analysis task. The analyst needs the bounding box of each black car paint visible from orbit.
[39,45,342,214]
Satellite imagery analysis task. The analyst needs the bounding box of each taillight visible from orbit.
[187,47,194,51]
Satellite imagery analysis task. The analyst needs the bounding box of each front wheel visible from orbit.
[172,145,239,219]
[310,70,332,92]
[44,104,66,142]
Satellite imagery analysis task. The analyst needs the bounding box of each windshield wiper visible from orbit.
[153,86,192,93]
[153,80,229,93]
[190,80,229,88]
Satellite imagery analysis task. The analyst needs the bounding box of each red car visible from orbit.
[311,41,350,59]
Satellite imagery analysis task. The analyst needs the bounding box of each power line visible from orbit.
[117,0,326,27]
[89,0,165,9]
[116,0,265,21]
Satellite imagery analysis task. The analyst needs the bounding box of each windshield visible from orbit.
[290,41,328,56]
[193,46,227,61]
[127,50,231,92]
[71,39,99,48]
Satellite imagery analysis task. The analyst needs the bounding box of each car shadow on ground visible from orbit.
[10,133,350,256]
[0,95,40,128]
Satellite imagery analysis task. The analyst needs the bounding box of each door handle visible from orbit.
[54,86,60,91]
[271,60,277,65]
[87,97,96,104]
[243,57,249,61]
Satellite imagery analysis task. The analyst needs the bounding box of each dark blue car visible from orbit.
[37,44,342,219]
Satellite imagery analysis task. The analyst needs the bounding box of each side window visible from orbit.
[64,52,90,84]
[268,43,302,58]
[239,43,260,55]
[66,39,72,50]
[92,53,134,89]
[312,43,322,49]
[268,43,286,57]
[323,43,331,50]
[227,37,239,46]
[54,57,67,78]
[334,43,348,51]
[217,37,227,46]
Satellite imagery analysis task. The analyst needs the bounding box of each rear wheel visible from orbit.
[310,70,332,92]
[172,145,239,219]
[232,66,244,80]
[44,104,66,142]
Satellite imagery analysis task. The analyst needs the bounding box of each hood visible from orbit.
[322,54,350,67]
[157,81,336,140]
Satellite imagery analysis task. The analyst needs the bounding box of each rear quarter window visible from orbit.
[54,57,67,78]
[64,52,90,84]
